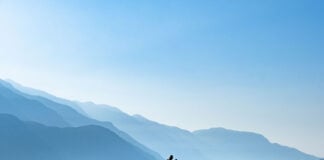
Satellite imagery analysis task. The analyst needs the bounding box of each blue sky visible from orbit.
[0,0,323,157]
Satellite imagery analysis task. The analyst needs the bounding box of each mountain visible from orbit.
[0,80,120,129]
[0,81,69,127]
[0,113,157,160]
[5,79,87,115]
[72,102,321,160]
[0,79,163,160]
[77,102,208,160]
[3,80,206,160]
[3,79,320,160]
[193,128,319,160]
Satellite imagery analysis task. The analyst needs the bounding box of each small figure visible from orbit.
[167,155,174,160]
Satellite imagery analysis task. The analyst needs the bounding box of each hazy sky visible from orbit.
[0,0,323,157]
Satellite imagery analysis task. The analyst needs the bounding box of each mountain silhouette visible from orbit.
[2,79,320,160]
[0,113,157,160]
[69,101,208,160]
[0,79,162,160]
[0,81,69,126]
[193,128,319,160]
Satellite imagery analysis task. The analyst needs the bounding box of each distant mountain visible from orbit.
[0,81,69,127]
[0,114,157,160]
[3,80,206,160]
[5,79,87,115]
[193,128,319,160]
[3,79,320,160]
[0,79,163,160]
[77,102,208,160]
[74,102,321,160]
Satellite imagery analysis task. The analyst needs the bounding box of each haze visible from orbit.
[0,0,323,157]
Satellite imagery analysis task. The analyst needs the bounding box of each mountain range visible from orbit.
[0,79,320,160]
[0,114,156,160]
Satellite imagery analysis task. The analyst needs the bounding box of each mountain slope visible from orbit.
[31,96,163,160]
[3,79,320,160]
[5,79,87,115]
[0,79,163,160]
[0,81,69,127]
[77,102,209,160]
[0,114,157,160]
[3,79,206,160]
[193,128,319,160]
[76,100,321,160]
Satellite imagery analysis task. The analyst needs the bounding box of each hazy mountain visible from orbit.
[3,79,206,160]
[193,128,319,160]
[31,96,163,160]
[0,81,69,127]
[75,97,321,160]
[0,79,163,160]
[3,79,320,160]
[77,102,208,160]
[5,79,87,115]
[0,114,157,160]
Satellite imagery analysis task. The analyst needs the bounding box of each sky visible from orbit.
[0,0,323,157]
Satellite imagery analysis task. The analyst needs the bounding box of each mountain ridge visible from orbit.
[1,79,320,160]
[0,79,163,160]
[0,113,158,160]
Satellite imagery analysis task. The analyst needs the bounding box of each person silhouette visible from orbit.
[167,155,174,160]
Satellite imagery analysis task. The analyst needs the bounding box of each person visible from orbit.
[167,155,173,160]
